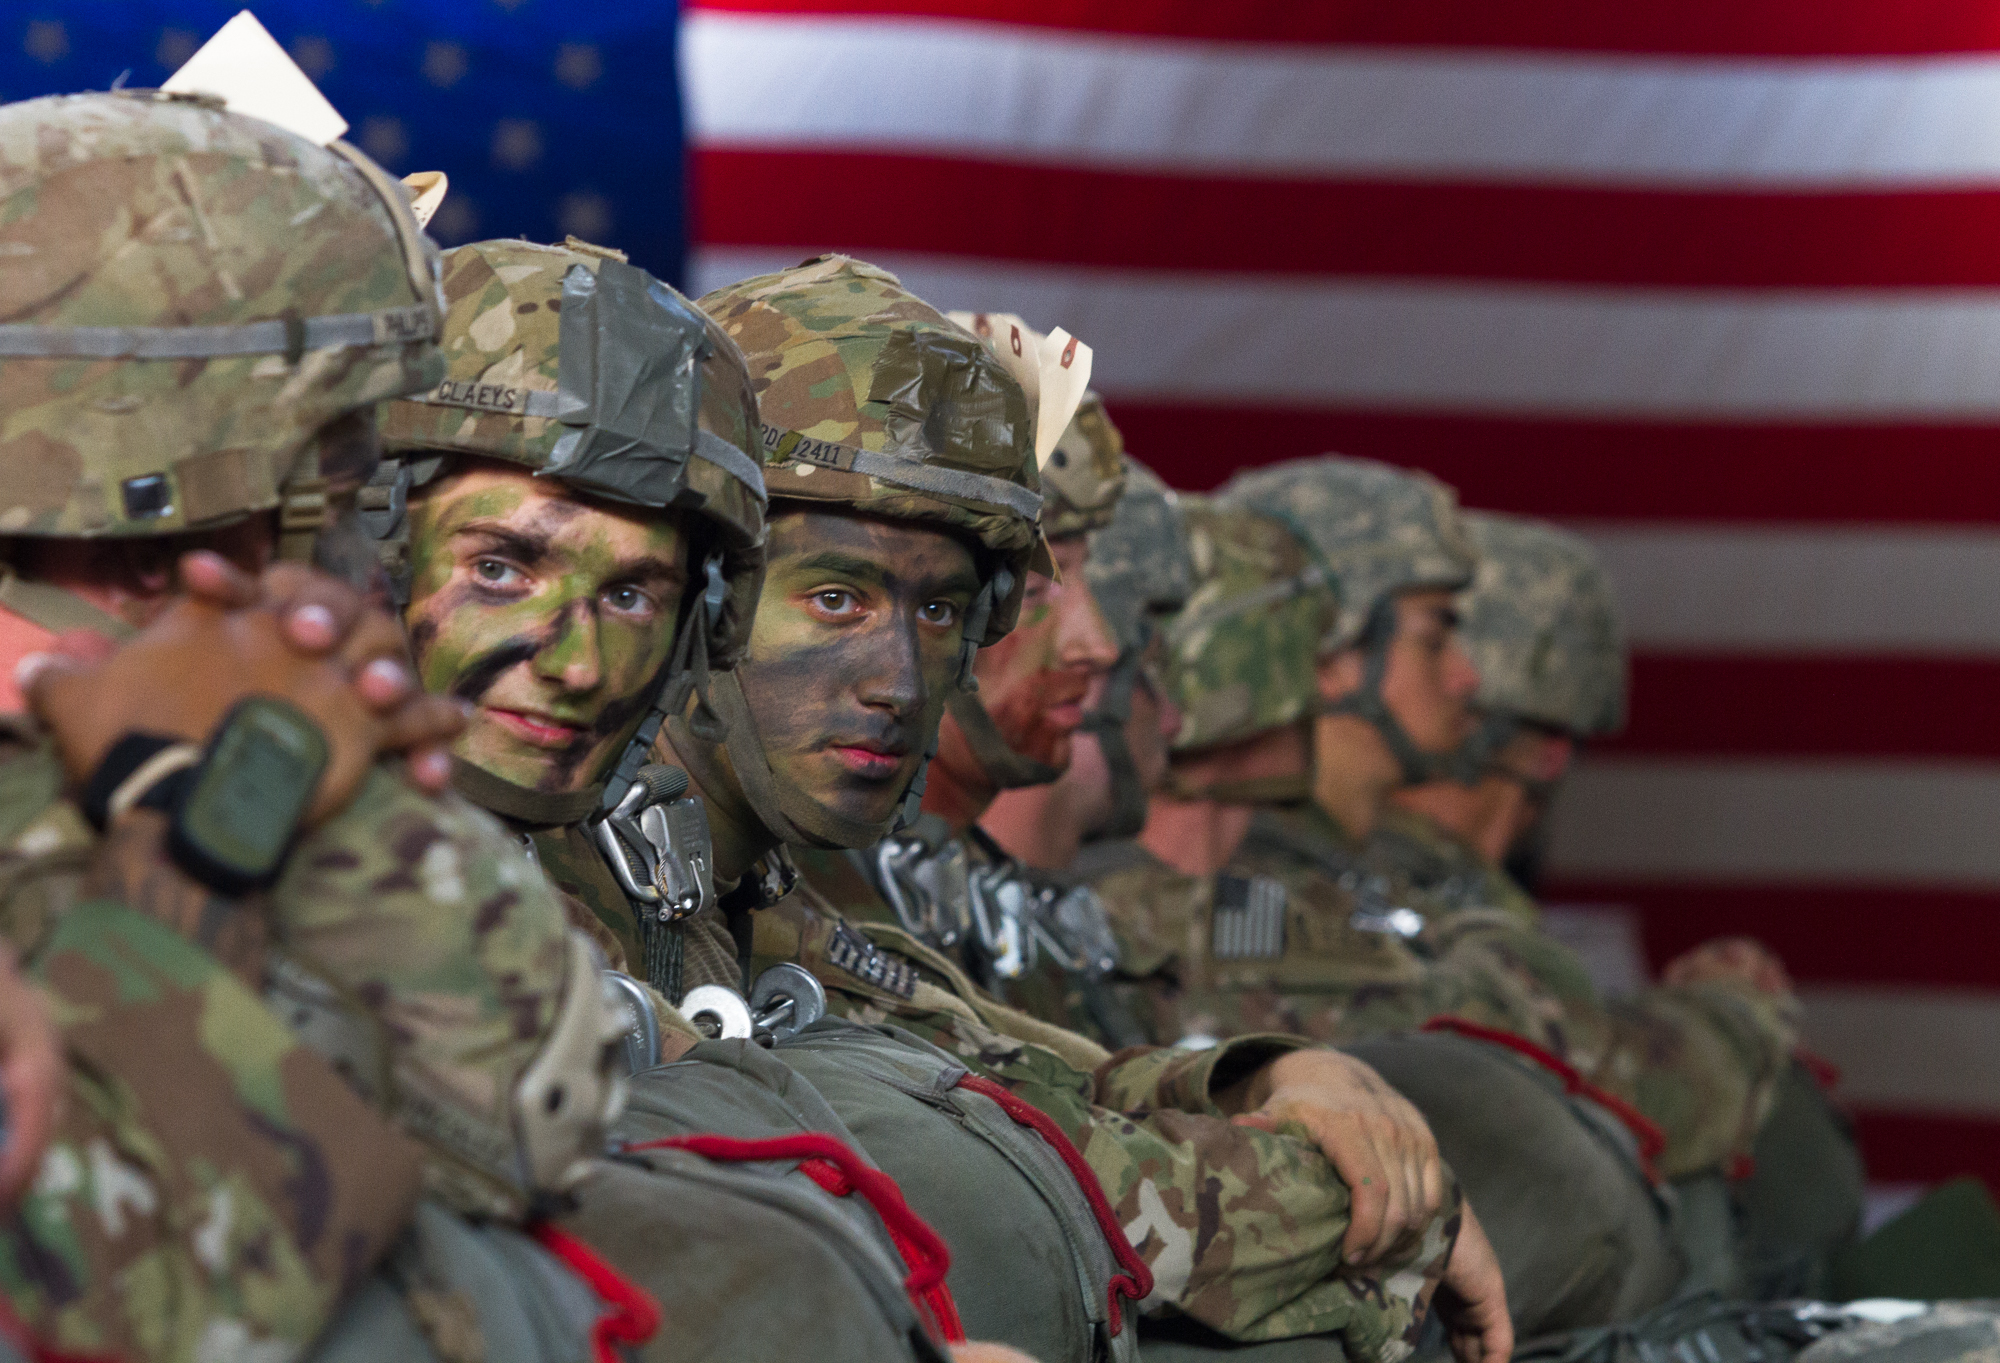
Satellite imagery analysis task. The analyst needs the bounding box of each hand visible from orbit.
[176,553,460,794]
[25,564,462,826]
[1436,1201,1511,1363]
[0,944,59,1209]
[1224,1048,1445,1265]
[1663,937,1792,997]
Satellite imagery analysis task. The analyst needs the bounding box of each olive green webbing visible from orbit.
[0,570,136,642]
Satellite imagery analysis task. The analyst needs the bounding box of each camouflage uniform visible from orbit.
[0,92,629,1361]
[686,260,1462,1361]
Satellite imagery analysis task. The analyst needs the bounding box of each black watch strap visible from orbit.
[80,733,181,831]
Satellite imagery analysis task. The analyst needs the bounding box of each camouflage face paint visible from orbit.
[404,459,687,793]
[737,508,980,831]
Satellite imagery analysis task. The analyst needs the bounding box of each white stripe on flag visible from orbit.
[686,12,2000,185]
[693,247,2000,418]
[1800,987,2000,1114]
[1548,758,2000,885]
[1575,526,2000,656]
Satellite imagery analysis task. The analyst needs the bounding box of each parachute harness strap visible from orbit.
[894,562,1022,831]
[1077,626,1151,839]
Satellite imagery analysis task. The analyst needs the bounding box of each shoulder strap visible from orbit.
[0,569,136,641]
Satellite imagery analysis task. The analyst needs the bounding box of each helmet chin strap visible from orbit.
[934,562,1065,794]
[1452,709,1567,805]
[1316,597,1445,788]
[1076,638,1149,840]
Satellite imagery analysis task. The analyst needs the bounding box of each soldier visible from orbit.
[983,457,1192,875]
[672,257,1509,1363]
[0,90,638,1361]
[379,234,766,1004]
[1379,511,1857,1298]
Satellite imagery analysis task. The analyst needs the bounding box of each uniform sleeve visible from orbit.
[1598,980,1799,1180]
[1407,912,1797,1179]
[987,1033,1458,1355]
[272,767,580,1215]
[2,897,421,1362]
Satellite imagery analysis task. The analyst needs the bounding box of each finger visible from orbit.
[1314,1114,1389,1263]
[176,550,261,608]
[334,611,415,693]
[356,656,415,710]
[1389,1122,1425,1253]
[1389,1096,1445,1222]
[14,651,81,706]
[1420,1143,1446,1224]
[406,744,455,793]
[1367,1118,1412,1262]
[48,629,117,666]
[259,564,366,656]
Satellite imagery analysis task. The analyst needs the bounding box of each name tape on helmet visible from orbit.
[410,378,567,418]
[761,423,1042,522]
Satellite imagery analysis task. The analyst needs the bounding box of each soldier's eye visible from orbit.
[603,584,654,617]
[811,589,859,618]
[473,559,524,589]
[917,601,957,628]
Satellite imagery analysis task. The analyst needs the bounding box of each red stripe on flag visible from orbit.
[1103,403,2000,524]
[1540,880,2000,989]
[689,0,2000,57]
[1850,1109,2000,1192]
[1607,656,2000,762]
[697,151,2000,290]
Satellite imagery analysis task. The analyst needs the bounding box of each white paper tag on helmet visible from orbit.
[400,171,449,229]
[946,310,1092,467]
[163,11,349,147]
[1032,327,1092,469]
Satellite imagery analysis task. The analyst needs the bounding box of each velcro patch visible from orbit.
[1212,873,1287,960]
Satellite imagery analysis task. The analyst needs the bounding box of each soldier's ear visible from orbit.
[1314,649,1364,704]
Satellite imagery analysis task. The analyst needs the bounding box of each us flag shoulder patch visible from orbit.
[1212,873,1287,960]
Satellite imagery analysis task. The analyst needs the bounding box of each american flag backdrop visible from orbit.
[683,0,2000,1195]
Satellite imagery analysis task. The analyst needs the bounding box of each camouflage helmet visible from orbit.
[1078,460,1194,836]
[1458,511,1627,741]
[1165,497,1339,753]
[1219,456,1475,653]
[380,238,767,672]
[947,311,1123,540]
[704,258,1046,647]
[0,91,441,540]
[1087,459,1193,657]
[1219,457,1476,785]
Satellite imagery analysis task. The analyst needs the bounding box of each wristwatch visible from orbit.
[83,696,329,894]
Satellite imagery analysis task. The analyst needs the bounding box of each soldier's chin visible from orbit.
[805,760,909,833]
